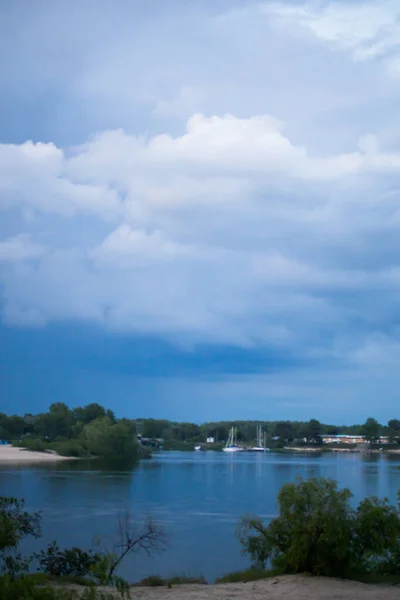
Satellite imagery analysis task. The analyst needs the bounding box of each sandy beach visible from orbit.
[133,575,399,600]
[64,575,399,600]
[0,445,76,463]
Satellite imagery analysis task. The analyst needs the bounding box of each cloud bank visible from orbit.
[1,0,400,418]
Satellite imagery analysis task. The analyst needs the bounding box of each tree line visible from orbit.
[1,405,399,456]
[137,416,400,447]
[0,403,145,461]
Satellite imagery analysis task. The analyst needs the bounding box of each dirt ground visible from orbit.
[128,575,399,600]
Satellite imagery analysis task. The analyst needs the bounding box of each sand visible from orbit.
[0,445,76,462]
[58,575,399,599]
[129,575,398,600]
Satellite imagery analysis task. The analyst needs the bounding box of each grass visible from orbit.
[215,568,276,584]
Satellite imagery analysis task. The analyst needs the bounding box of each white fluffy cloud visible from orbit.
[1,111,400,354]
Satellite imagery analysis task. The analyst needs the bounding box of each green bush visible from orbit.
[15,438,47,452]
[138,574,206,586]
[0,575,121,599]
[35,541,101,577]
[238,478,400,578]
[49,440,89,458]
[216,569,274,583]
[138,575,165,586]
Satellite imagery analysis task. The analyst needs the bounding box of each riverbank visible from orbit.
[285,446,400,454]
[66,575,399,599]
[0,445,77,462]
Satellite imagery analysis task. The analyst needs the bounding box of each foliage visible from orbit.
[0,496,165,598]
[0,575,122,600]
[35,542,101,577]
[0,497,41,576]
[4,402,142,462]
[362,417,381,444]
[81,418,137,460]
[238,478,400,578]
[216,568,275,583]
[388,419,400,444]
[134,416,394,448]
[2,405,399,452]
[138,575,165,586]
[138,574,207,586]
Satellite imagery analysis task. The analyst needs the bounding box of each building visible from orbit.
[206,437,215,444]
[321,434,390,445]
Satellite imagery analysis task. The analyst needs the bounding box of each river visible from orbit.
[1,450,400,582]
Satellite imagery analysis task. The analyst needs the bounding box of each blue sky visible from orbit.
[1,0,400,423]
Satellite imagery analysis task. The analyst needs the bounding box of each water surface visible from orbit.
[1,451,399,581]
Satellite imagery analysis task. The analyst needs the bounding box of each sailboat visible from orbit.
[248,425,269,452]
[223,427,243,452]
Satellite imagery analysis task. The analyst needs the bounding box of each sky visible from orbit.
[1,0,400,423]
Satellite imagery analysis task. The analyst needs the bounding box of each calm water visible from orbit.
[1,451,400,582]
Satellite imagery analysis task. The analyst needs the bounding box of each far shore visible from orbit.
[0,445,77,463]
[285,446,400,454]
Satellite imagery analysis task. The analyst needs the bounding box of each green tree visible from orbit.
[82,417,137,460]
[0,416,25,440]
[388,419,400,444]
[362,417,381,445]
[73,404,106,425]
[354,496,400,572]
[274,422,293,442]
[0,498,41,575]
[300,419,322,445]
[238,478,400,578]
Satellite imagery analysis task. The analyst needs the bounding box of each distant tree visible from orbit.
[49,403,69,415]
[142,419,170,439]
[73,403,106,425]
[274,422,293,442]
[82,417,137,460]
[34,409,72,442]
[300,419,322,445]
[106,409,116,423]
[362,417,381,445]
[388,419,400,444]
[0,416,25,440]
[325,426,339,435]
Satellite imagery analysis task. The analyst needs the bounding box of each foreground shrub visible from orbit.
[0,497,41,576]
[0,575,121,599]
[35,542,101,577]
[238,478,400,578]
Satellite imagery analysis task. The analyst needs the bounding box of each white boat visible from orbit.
[223,427,243,452]
[194,445,202,451]
[248,425,269,452]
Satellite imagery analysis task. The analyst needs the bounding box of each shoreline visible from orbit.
[0,445,77,463]
[285,446,400,454]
